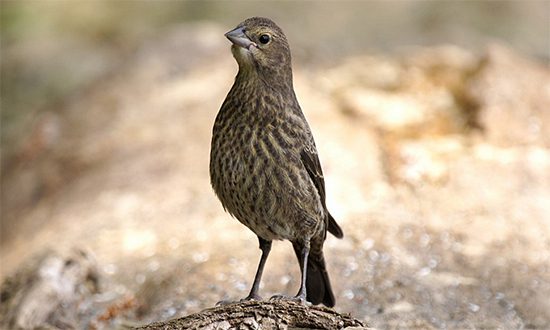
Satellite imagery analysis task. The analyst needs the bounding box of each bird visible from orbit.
[210,17,343,307]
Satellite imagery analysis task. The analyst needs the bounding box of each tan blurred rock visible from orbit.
[321,56,402,91]
[329,47,479,138]
[327,45,550,189]
[394,137,465,186]
[467,44,550,146]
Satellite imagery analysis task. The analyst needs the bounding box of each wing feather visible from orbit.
[300,146,343,238]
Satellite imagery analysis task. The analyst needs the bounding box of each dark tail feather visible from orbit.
[294,244,336,307]
[306,253,336,307]
[328,212,343,239]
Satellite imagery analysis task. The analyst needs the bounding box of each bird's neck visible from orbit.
[236,66,295,97]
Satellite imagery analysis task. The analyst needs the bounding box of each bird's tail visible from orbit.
[327,212,343,238]
[293,243,336,307]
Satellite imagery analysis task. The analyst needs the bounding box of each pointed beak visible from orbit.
[225,27,256,50]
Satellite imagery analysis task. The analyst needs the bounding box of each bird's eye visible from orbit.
[259,34,270,44]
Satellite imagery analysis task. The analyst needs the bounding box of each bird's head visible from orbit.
[225,17,292,79]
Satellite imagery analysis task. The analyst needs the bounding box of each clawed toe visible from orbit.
[216,294,262,306]
[216,299,235,306]
[269,294,309,306]
[241,293,262,302]
[269,294,289,301]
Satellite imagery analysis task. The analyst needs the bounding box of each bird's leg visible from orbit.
[294,240,310,303]
[217,237,271,305]
[243,237,272,301]
[270,239,310,305]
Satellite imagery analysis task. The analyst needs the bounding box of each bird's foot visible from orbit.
[216,293,262,306]
[241,293,263,302]
[216,299,235,306]
[269,294,310,306]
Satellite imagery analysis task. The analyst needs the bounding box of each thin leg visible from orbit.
[295,241,310,302]
[245,236,272,301]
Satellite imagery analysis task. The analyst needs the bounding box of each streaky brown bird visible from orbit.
[210,17,343,307]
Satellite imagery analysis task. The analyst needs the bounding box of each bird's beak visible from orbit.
[225,27,256,50]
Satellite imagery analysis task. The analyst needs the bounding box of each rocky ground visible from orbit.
[1,22,550,329]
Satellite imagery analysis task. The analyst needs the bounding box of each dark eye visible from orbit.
[259,34,270,44]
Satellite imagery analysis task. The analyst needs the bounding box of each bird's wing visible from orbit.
[300,145,343,238]
[300,145,327,208]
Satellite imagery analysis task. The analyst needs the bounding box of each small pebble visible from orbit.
[417,267,431,276]
[343,289,355,300]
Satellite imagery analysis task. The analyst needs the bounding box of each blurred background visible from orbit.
[1,1,549,329]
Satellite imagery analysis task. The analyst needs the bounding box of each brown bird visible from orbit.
[210,17,343,307]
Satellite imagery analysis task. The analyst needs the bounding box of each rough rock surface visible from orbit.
[138,300,365,330]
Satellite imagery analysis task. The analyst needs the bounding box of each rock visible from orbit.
[329,46,480,138]
[136,300,366,330]
[0,249,99,329]
[467,44,550,146]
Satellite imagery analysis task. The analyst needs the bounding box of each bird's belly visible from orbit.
[217,171,282,239]
[212,151,312,241]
